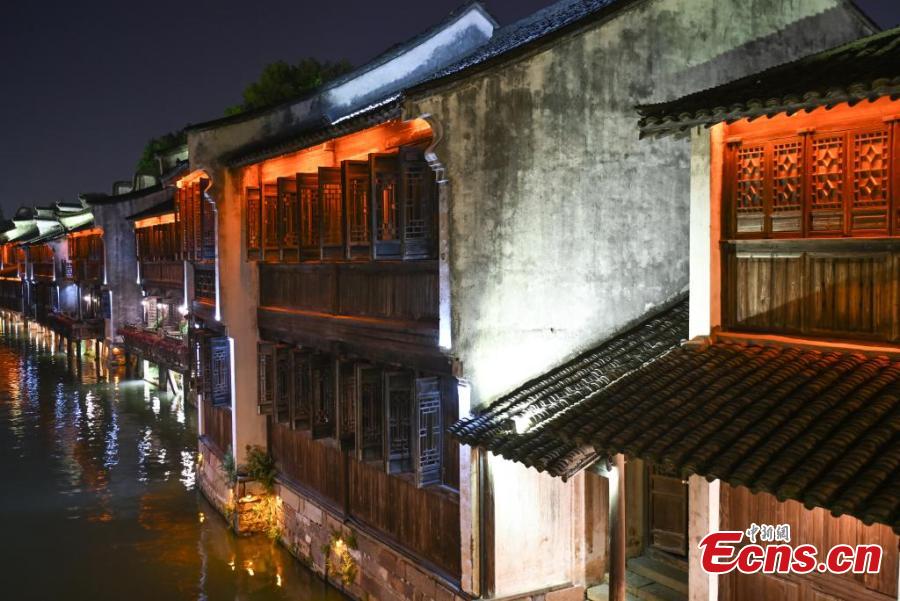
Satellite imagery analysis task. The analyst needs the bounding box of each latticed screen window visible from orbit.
[279,178,298,249]
[385,372,413,474]
[291,350,310,429]
[343,160,370,250]
[373,156,399,242]
[298,174,319,252]
[311,355,335,438]
[338,361,357,447]
[357,366,383,462]
[414,377,442,487]
[263,184,279,250]
[210,337,231,407]
[319,168,343,249]
[729,125,895,238]
[246,187,261,254]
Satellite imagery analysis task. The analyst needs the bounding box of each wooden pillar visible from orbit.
[609,454,627,601]
[688,475,720,601]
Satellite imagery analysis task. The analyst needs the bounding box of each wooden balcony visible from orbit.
[257,261,445,371]
[119,324,189,373]
[62,259,103,283]
[140,260,183,289]
[0,279,22,312]
[47,313,104,341]
[270,422,460,579]
[723,238,900,344]
[32,263,54,281]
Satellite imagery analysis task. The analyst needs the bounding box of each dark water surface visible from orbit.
[0,319,345,601]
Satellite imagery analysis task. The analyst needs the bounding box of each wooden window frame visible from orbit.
[726,118,898,240]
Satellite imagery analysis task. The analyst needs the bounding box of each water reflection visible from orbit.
[0,317,344,601]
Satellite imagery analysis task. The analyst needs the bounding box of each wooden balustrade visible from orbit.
[723,239,900,343]
[140,261,184,287]
[348,459,460,578]
[270,422,345,508]
[202,400,232,456]
[259,261,438,322]
[269,421,461,579]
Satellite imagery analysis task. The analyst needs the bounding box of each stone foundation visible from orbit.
[275,478,466,601]
[198,442,586,601]
[197,437,234,522]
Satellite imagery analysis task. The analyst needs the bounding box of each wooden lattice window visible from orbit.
[343,161,370,251]
[852,130,890,232]
[262,183,279,251]
[246,187,261,257]
[311,355,335,438]
[728,124,896,238]
[291,350,311,429]
[414,377,442,487]
[356,366,384,463]
[274,345,291,424]
[210,336,231,407]
[338,360,357,448]
[298,174,319,258]
[385,371,413,474]
[319,167,343,254]
[399,147,436,258]
[279,177,299,250]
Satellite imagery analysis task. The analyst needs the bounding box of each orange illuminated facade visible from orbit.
[242,119,435,262]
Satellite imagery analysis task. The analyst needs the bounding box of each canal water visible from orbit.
[0,320,345,601]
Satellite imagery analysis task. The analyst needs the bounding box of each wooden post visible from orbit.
[609,453,627,601]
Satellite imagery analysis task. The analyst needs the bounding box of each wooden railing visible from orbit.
[202,400,232,456]
[140,260,183,287]
[47,313,104,340]
[259,261,438,322]
[32,263,54,280]
[270,423,345,508]
[269,421,460,578]
[723,239,900,344]
[63,259,103,282]
[348,459,460,578]
[119,325,189,372]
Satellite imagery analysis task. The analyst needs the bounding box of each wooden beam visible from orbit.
[609,453,626,601]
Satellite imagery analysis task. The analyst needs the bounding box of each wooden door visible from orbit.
[648,464,688,557]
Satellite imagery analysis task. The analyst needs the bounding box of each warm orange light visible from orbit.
[177,169,208,189]
[134,213,176,229]
[254,118,433,182]
[68,227,103,239]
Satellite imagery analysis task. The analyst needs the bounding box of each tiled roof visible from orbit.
[417,0,627,90]
[126,198,175,221]
[637,25,900,137]
[549,341,900,533]
[449,296,688,478]
[83,183,164,205]
[224,95,403,168]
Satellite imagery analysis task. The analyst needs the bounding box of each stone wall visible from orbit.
[275,478,467,601]
[197,437,234,521]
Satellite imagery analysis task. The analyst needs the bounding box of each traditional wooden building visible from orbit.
[401,1,875,599]
[458,22,900,601]
[80,151,189,388]
[633,26,900,601]
[179,1,879,600]
[121,196,189,390]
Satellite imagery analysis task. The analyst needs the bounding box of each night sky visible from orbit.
[1,0,898,217]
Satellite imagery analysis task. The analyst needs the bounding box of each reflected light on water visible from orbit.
[0,319,346,601]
